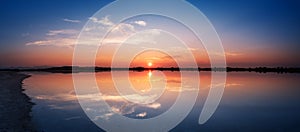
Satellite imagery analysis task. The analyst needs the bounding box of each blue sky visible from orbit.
[0,0,299,67]
[0,0,110,48]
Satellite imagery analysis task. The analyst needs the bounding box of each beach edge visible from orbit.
[0,71,35,131]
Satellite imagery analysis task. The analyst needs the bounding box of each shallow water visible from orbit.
[23,71,300,131]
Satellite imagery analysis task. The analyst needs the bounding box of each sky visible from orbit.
[0,0,300,67]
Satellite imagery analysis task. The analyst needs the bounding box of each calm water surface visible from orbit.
[23,71,300,131]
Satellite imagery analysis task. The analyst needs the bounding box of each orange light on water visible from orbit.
[148,71,152,77]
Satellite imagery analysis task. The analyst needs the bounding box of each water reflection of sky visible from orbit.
[23,72,300,131]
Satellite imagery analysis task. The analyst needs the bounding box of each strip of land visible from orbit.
[0,72,34,131]
[1,66,300,73]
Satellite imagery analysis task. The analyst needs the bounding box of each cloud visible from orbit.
[89,16,140,35]
[212,51,243,57]
[226,83,243,87]
[207,83,243,88]
[46,29,78,36]
[133,21,147,26]
[94,113,114,121]
[225,52,242,56]
[112,23,135,35]
[26,38,76,47]
[63,18,81,23]
[85,16,160,46]
[162,55,182,60]
[89,16,114,26]
[136,112,147,117]
[144,103,161,109]
[167,79,181,84]
[65,116,81,121]
[26,16,150,47]
[167,87,198,92]
[188,48,199,51]
[26,29,78,47]
[87,15,137,39]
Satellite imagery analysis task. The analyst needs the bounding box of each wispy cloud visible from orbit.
[133,20,147,26]
[46,29,78,36]
[136,112,147,117]
[225,52,243,56]
[26,38,76,47]
[208,83,243,88]
[86,16,159,46]
[144,103,161,109]
[226,83,243,87]
[64,116,81,121]
[26,29,78,47]
[89,16,114,26]
[112,23,135,35]
[26,15,151,47]
[167,87,198,92]
[188,48,199,51]
[89,16,136,35]
[63,18,81,23]
[212,51,243,57]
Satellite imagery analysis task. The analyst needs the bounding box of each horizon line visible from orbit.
[1,66,300,74]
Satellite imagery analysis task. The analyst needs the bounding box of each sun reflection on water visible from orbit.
[148,70,152,78]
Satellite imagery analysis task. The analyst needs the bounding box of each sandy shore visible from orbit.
[0,72,34,131]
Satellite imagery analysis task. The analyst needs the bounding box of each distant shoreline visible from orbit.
[0,72,34,131]
[1,66,300,74]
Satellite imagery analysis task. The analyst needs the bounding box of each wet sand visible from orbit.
[0,72,34,131]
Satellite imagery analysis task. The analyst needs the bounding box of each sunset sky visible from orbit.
[0,0,300,67]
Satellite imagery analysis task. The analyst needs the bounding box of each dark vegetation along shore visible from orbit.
[0,72,34,131]
[1,66,300,73]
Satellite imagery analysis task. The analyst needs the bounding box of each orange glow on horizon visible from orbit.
[129,50,179,68]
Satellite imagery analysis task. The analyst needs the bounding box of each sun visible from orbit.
[147,62,153,67]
